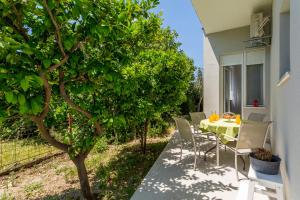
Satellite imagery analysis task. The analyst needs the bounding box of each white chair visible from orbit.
[189,112,214,137]
[248,113,267,122]
[247,165,284,200]
[225,121,271,180]
[189,112,207,134]
[173,117,201,170]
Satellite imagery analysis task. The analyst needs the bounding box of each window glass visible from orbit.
[246,64,264,106]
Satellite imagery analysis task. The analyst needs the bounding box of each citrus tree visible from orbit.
[103,28,194,152]
[125,49,194,153]
[0,0,160,198]
[94,26,194,153]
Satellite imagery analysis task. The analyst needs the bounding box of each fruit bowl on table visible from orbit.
[223,113,236,119]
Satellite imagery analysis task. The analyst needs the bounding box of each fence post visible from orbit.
[0,139,2,170]
[14,139,16,165]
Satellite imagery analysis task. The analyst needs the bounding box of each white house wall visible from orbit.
[270,0,300,199]
[203,26,271,119]
[203,27,249,116]
[203,37,219,116]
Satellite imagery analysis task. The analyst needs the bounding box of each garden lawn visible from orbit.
[0,136,170,200]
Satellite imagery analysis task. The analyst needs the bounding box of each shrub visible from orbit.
[94,137,108,153]
[148,115,171,137]
[253,148,273,161]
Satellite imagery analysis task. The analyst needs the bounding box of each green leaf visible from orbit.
[0,41,4,48]
[97,25,110,36]
[118,12,126,21]
[105,74,113,81]
[32,75,44,87]
[31,100,42,115]
[4,92,18,104]
[63,37,75,51]
[6,54,15,64]
[43,59,51,68]
[5,26,14,33]
[48,0,56,9]
[20,77,30,91]
[0,110,7,124]
[4,92,14,103]
[19,102,29,115]
[5,92,18,105]
[52,58,60,64]
[18,94,26,105]
[23,48,33,56]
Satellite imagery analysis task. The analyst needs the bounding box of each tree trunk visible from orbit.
[139,127,144,151]
[133,126,137,141]
[197,96,203,112]
[142,119,149,154]
[72,155,94,200]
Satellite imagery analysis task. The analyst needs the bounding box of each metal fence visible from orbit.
[0,136,61,174]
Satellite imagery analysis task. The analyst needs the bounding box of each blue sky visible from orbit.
[153,0,204,67]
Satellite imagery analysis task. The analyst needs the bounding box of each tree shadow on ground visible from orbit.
[131,133,243,200]
[41,188,82,200]
[40,140,168,200]
[93,140,168,200]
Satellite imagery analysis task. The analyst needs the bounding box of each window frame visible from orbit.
[244,49,266,107]
[245,63,265,106]
[279,11,291,79]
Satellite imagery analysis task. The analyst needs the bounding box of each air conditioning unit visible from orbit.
[250,13,270,38]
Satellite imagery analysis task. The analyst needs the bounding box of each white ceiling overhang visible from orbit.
[191,0,272,34]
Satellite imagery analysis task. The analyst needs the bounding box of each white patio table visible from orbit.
[200,118,241,166]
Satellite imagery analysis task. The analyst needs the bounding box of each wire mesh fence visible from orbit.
[0,137,60,174]
[0,119,61,175]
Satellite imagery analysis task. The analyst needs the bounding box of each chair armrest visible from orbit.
[224,135,238,141]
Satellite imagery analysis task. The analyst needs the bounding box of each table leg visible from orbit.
[204,144,217,161]
[216,136,219,166]
[247,180,255,200]
[276,186,284,200]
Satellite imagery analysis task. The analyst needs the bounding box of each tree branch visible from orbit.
[70,39,87,53]
[64,75,87,84]
[11,4,30,42]
[29,71,70,152]
[31,117,70,152]
[59,71,102,135]
[38,72,51,119]
[48,55,69,72]
[3,16,29,42]
[48,39,88,72]
[43,0,66,57]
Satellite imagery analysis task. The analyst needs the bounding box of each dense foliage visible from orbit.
[180,67,203,115]
[0,0,194,198]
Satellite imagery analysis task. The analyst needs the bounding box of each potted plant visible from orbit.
[250,148,281,175]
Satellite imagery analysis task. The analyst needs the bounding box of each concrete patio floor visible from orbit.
[131,132,270,200]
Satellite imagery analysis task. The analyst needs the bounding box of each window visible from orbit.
[279,1,290,79]
[246,64,264,106]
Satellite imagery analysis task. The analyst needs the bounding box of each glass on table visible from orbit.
[209,112,220,122]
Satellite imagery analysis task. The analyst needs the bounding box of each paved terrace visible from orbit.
[131,132,269,200]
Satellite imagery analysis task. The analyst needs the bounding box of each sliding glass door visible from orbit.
[221,49,265,116]
[223,65,242,114]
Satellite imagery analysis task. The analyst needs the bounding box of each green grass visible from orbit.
[1,136,170,200]
[90,138,169,199]
[0,138,59,172]
[0,192,14,200]
[55,166,77,183]
[24,181,44,198]
[50,137,169,200]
